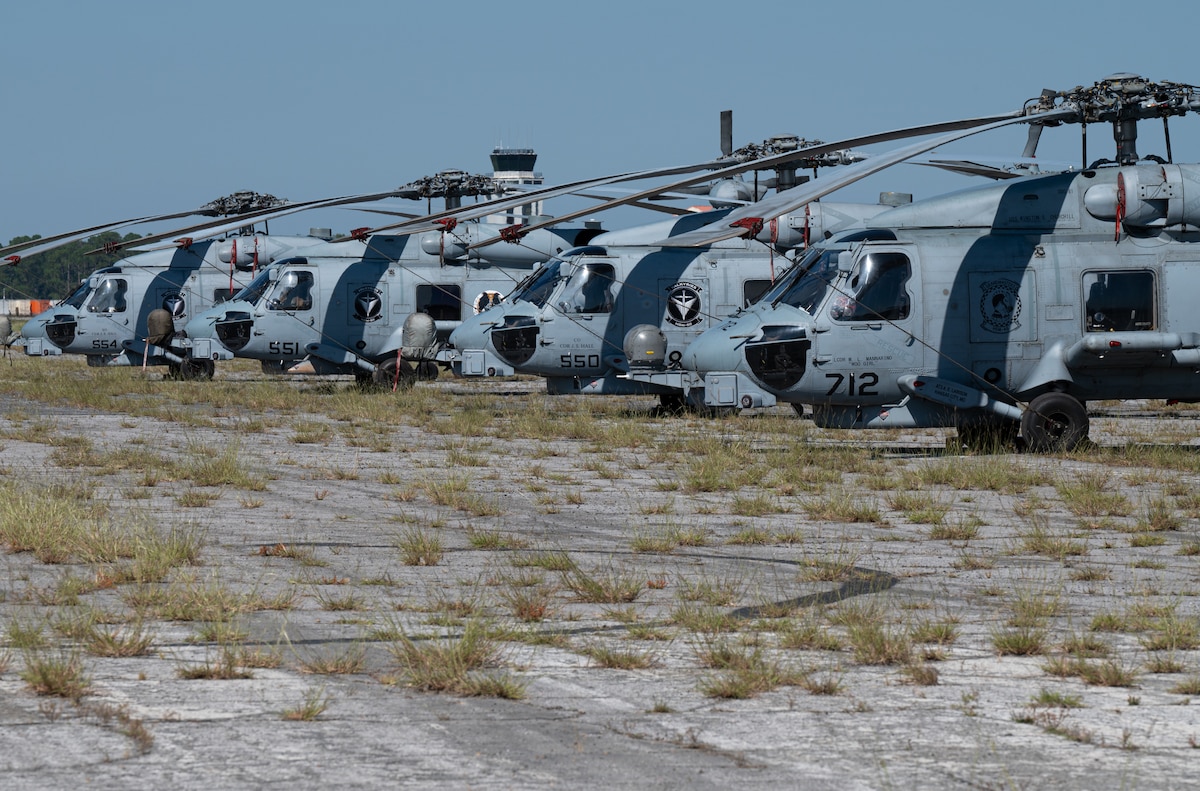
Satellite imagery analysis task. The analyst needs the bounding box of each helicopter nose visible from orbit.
[447,313,492,352]
[682,315,761,374]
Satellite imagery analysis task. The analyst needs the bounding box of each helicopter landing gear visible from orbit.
[1021,392,1088,453]
[167,358,215,381]
[658,393,687,414]
[415,361,439,382]
[372,357,416,391]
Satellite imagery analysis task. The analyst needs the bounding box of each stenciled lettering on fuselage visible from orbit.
[979,279,1022,334]
[665,282,703,327]
[354,287,384,323]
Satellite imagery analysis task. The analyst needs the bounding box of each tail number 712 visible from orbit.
[826,372,878,396]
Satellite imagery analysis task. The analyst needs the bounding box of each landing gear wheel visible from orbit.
[658,393,687,414]
[1021,392,1088,453]
[167,359,215,381]
[955,414,1019,452]
[416,361,439,381]
[372,357,416,391]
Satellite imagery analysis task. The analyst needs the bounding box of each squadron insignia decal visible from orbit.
[665,282,703,327]
[474,290,503,314]
[979,279,1021,333]
[162,292,186,318]
[354,287,383,323]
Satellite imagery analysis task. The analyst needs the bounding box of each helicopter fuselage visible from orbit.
[683,163,1200,437]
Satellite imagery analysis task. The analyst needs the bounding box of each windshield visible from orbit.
[233,269,274,306]
[555,261,615,314]
[510,261,564,307]
[61,281,91,309]
[764,246,841,313]
[266,270,314,311]
[86,278,128,313]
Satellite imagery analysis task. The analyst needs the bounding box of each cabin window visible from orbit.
[558,262,616,314]
[267,271,314,311]
[832,252,911,321]
[213,289,235,305]
[1083,271,1154,332]
[86,278,128,313]
[743,279,772,307]
[417,284,462,321]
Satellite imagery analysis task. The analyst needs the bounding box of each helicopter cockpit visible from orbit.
[555,261,616,314]
[266,270,313,311]
[85,276,128,313]
[231,268,276,307]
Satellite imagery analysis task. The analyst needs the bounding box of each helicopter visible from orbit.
[181,216,608,386]
[14,154,583,378]
[444,196,903,401]
[178,121,875,386]
[443,117,1059,403]
[668,74,1200,451]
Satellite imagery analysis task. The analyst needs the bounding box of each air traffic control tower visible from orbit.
[488,147,543,224]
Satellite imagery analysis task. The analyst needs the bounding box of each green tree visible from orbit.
[0,232,140,301]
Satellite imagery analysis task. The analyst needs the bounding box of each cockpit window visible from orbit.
[267,271,314,311]
[86,278,128,313]
[831,252,911,322]
[767,247,840,313]
[233,269,274,306]
[556,262,616,314]
[511,261,564,307]
[62,281,90,309]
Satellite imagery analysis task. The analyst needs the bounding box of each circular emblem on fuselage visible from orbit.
[354,287,383,323]
[474,290,503,314]
[162,292,186,318]
[979,279,1021,333]
[665,281,703,327]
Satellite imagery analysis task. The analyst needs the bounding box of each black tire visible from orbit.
[167,359,214,381]
[658,393,687,414]
[372,357,416,391]
[416,361,439,381]
[955,414,1019,452]
[1021,392,1088,452]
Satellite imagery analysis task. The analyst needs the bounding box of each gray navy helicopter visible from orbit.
[179,125,878,386]
[180,148,638,386]
[669,74,1200,451]
[445,115,1054,405]
[15,191,358,378]
[16,153,590,379]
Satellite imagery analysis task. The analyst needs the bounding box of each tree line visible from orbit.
[0,232,141,301]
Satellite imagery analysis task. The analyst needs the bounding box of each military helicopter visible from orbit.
[670,74,1200,451]
[444,196,902,400]
[444,116,1049,403]
[15,155,578,378]
[176,124,861,385]
[180,148,642,384]
[13,191,377,377]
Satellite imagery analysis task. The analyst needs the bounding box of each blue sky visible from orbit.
[3,0,1197,244]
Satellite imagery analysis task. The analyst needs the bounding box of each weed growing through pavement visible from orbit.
[395,526,444,566]
[20,647,90,700]
[283,687,331,721]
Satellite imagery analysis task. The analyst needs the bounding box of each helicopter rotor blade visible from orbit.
[655,107,1079,248]
[86,190,405,255]
[721,110,733,158]
[466,112,1025,253]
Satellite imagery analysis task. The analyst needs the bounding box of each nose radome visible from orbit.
[682,315,761,374]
